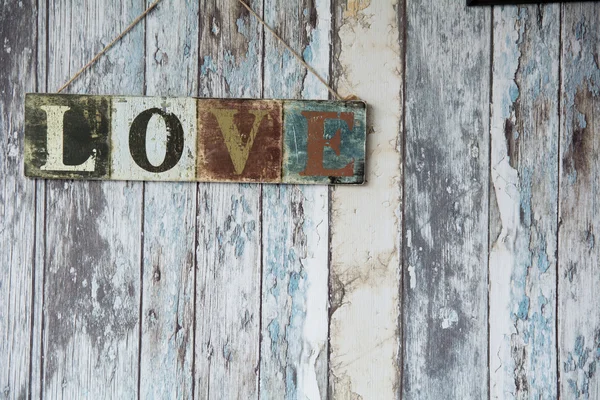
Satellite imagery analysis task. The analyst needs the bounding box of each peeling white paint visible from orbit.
[329,1,402,398]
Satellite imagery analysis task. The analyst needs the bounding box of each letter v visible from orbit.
[209,109,269,175]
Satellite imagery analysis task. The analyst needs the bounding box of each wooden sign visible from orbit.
[24,94,366,184]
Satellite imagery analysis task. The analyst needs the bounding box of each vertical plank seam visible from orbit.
[39,182,48,400]
[555,4,564,399]
[326,2,335,398]
[192,5,202,399]
[258,1,266,398]
[487,6,494,400]
[399,0,408,398]
[136,184,145,400]
[137,4,149,397]
[29,170,38,400]
[28,0,41,396]
[38,1,50,396]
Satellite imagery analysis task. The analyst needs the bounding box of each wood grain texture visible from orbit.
[137,0,198,398]
[489,5,559,399]
[559,3,600,398]
[197,99,282,182]
[260,0,331,398]
[328,1,403,398]
[0,1,38,398]
[40,1,145,397]
[29,2,49,397]
[402,1,490,398]
[195,0,263,398]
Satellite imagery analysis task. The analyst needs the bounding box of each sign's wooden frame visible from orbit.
[24,94,367,185]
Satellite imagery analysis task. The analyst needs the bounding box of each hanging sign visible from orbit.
[24,94,366,185]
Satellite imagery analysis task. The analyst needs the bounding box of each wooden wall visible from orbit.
[1,0,600,399]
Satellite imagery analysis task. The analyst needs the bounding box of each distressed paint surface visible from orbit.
[25,94,112,179]
[39,0,145,397]
[328,0,403,399]
[194,0,263,398]
[111,96,198,181]
[197,99,282,182]
[260,0,331,398]
[403,1,490,398]
[559,3,600,399]
[5,1,600,398]
[137,0,199,398]
[282,101,366,185]
[0,1,37,399]
[24,94,364,184]
[489,5,559,399]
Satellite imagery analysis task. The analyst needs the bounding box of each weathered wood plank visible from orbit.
[30,1,49,397]
[402,1,490,398]
[138,0,198,398]
[40,1,145,397]
[260,0,330,398]
[0,1,38,398]
[328,0,403,398]
[558,3,600,398]
[194,0,263,398]
[489,5,560,399]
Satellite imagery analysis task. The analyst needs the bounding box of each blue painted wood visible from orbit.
[40,0,146,397]
[559,3,600,398]
[489,5,560,399]
[260,0,331,398]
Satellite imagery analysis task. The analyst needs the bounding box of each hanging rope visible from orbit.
[57,0,353,101]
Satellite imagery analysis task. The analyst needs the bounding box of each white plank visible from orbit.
[138,0,199,398]
[328,1,403,398]
[0,1,38,398]
[489,5,560,399]
[260,0,330,399]
[40,1,145,397]
[402,1,490,398]
[559,3,600,398]
[194,0,263,398]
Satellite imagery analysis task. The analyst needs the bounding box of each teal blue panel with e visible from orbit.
[282,100,366,184]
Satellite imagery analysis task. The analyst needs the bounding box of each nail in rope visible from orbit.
[57,0,163,93]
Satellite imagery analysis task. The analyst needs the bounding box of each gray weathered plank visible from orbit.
[558,3,600,398]
[489,5,560,399]
[260,0,330,398]
[194,0,263,398]
[40,1,145,397]
[138,0,198,398]
[0,1,38,398]
[402,1,491,398]
[30,0,49,397]
[328,0,403,398]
